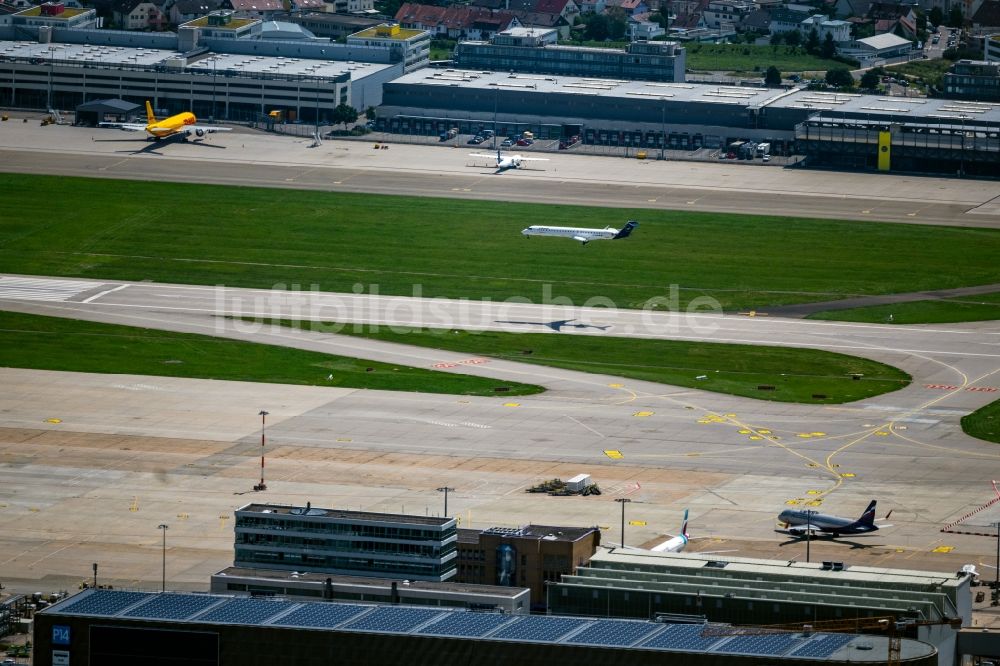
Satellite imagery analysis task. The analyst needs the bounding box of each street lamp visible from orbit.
[993,521,999,598]
[436,487,455,517]
[802,509,817,563]
[157,524,168,592]
[254,410,269,492]
[615,498,632,547]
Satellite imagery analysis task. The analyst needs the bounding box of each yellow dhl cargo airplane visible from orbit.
[101,101,231,140]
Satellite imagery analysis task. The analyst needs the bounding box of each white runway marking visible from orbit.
[82,283,129,303]
[0,277,100,302]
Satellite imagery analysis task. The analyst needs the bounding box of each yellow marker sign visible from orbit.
[841,472,856,478]
[629,520,647,526]
[634,411,654,417]
[797,433,813,438]
[807,490,821,495]
[129,497,139,512]
[876,431,889,436]
[806,500,823,507]
[336,438,352,442]
[758,429,772,434]
[503,403,520,407]
[604,450,623,459]
[877,130,891,171]
[738,429,751,434]
[811,432,826,437]
[609,383,623,388]
[749,435,763,440]
[786,499,802,505]
[176,513,189,520]
[45,418,62,424]
[932,546,954,553]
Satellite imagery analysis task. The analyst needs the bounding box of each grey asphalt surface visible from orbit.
[0,123,998,227]
[765,282,1000,317]
[1,124,999,594]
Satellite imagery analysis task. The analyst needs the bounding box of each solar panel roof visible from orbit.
[41,590,922,661]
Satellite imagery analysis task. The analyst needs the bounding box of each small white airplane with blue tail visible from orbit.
[521,220,638,245]
[470,148,549,171]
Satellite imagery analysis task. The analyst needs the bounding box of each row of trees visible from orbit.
[770,28,838,59]
[763,65,856,89]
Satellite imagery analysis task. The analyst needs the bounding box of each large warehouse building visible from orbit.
[33,588,939,666]
[376,68,1000,175]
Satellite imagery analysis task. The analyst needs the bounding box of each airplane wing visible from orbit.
[184,125,231,133]
[572,236,589,243]
[519,157,550,161]
[99,122,147,132]
[468,153,499,159]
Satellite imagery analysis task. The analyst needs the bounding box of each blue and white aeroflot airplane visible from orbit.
[778,500,892,537]
[521,220,638,245]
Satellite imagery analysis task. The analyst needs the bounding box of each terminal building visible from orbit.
[32,588,939,666]
[376,68,1000,176]
[547,549,972,666]
[454,524,600,611]
[453,27,686,83]
[233,503,458,582]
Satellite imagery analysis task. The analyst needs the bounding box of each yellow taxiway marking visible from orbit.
[633,411,654,417]
[219,514,230,529]
[758,429,772,434]
[176,513,189,520]
[932,546,954,553]
[786,499,803,505]
[725,413,737,417]
[129,497,139,512]
[738,429,751,434]
[797,433,813,438]
[604,450,624,459]
[503,403,520,407]
[749,435,763,440]
[875,431,889,436]
[841,472,856,478]
[807,490,822,495]
[336,438,352,442]
[629,520,647,526]
[46,418,62,424]
[806,500,823,506]
[811,432,826,436]
[608,383,623,388]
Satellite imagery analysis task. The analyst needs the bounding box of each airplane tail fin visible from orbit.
[853,500,877,528]
[681,508,689,539]
[145,100,157,125]
[614,220,638,239]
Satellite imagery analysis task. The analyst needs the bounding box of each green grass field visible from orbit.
[962,398,1000,444]
[685,43,843,74]
[809,292,1000,324]
[252,319,912,404]
[0,311,542,395]
[886,58,953,88]
[3,175,1000,314]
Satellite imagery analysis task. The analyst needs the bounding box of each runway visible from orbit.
[0,123,998,227]
[1,122,1000,594]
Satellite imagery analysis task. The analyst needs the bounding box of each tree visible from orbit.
[770,32,783,45]
[607,7,628,40]
[806,26,820,53]
[928,6,943,27]
[764,65,782,86]
[825,67,854,88]
[331,103,359,127]
[947,5,963,27]
[820,32,836,58]
[648,11,668,28]
[784,29,802,46]
[584,13,609,41]
[365,106,377,121]
[859,69,880,89]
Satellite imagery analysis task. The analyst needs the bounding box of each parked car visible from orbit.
[501,138,514,147]
[762,154,771,162]
[467,135,485,144]
[516,138,533,146]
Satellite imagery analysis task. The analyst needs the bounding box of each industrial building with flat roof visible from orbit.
[376,68,1000,175]
[0,39,398,121]
[33,588,939,666]
[233,503,458,582]
[210,566,531,613]
[547,549,972,666]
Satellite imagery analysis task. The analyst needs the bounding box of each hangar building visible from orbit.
[33,588,938,666]
[376,68,1000,175]
[547,549,972,666]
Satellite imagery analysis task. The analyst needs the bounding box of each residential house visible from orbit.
[768,5,809,33]
[606,0,650,14]
[327,0,373,12]
[395,2,521,39]
[628,11,666,35]
[702,0,753,29]
[577,0,605,14]
[800,13,852,41]
[971,0,1000,31]
[834,0,873,19]
[220,0,284,19]
[113,0,168,28]
[168,0,222,23]
[742,8,772,33]
[866,0,916,38]
[289,0,325,11]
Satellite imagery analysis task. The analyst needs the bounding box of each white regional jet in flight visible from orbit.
[522,220,638,245]
[470,148,549,171]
